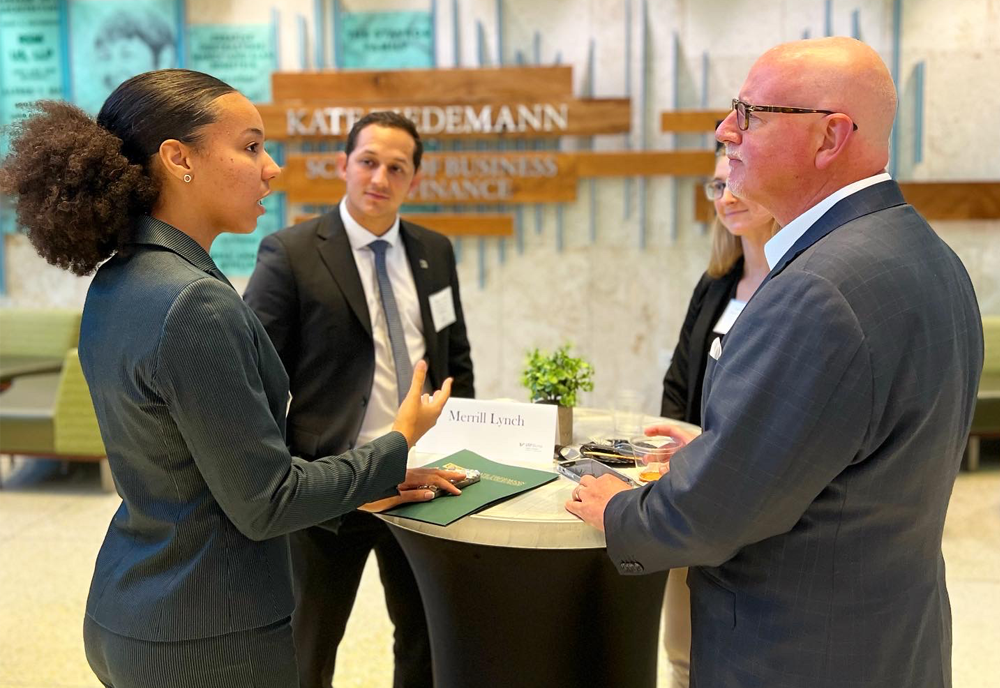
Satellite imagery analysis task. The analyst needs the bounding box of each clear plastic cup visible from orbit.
[628,435,679,482]
[613,390,644,436]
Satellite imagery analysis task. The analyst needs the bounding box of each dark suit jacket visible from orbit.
[243,210,474,460]
[660,258,742,424]
[79,217,409,642]
[606,182,983,688]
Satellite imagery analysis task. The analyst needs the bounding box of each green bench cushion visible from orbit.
[0,355,66,384]
[0,417,55,454]
[983,316,1000,375]
[970,317,1000,438]
[54,350,105,456]
[0,309,81,358]
[0,372,59,453]
[971,373,1000,436]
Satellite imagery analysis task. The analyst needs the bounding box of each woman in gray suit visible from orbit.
[0,69,462,688]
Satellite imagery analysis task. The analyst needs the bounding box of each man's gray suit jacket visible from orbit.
[79,217,409,642]
[605,181,983,688]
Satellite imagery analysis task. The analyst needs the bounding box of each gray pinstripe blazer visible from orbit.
[606,181,983,688]
[79,217,408,642]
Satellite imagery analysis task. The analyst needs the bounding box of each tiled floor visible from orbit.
[1,453,998,688]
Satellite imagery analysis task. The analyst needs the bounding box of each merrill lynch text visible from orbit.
[449,410,525,427]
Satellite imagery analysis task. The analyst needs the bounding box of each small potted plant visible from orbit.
[521,344,595,445]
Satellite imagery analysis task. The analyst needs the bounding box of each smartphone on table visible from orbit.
[556,458,639,488]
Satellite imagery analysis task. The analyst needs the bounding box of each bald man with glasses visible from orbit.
[569,37,982,688]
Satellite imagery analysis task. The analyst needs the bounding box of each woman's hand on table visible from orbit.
[564,474,633,532]
[359,468,467,513]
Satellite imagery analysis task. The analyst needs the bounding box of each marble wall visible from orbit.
[3,0,998,413]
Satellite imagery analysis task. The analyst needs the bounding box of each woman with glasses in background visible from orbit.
[657,145,779,688]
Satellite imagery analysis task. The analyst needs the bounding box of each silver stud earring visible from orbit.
[183,174,192,183]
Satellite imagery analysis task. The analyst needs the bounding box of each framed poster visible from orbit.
[339,11,433,69]
[189,24,284,277]
[187,24,274,103]
[0,0,67,244]
[0,0,66,129]
[69,0,180,114]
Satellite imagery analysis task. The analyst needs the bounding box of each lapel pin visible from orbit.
[419,259,429,269]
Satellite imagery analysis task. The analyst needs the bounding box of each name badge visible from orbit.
[428,286,457,333]
[415,398,557,469]
[712,298,746,335]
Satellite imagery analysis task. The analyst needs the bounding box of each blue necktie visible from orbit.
[368,240,413,405]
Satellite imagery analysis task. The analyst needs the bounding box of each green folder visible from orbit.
[384,450,558,526]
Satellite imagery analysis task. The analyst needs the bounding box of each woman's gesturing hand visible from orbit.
[391,360,453,449]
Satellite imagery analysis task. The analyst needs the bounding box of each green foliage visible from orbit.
[520,344,595,408]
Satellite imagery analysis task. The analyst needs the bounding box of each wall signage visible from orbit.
[285,102,570,137]
[273,150,712,206]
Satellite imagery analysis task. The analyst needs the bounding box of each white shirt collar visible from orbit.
[339,199,401,252]
[764,172,892,269]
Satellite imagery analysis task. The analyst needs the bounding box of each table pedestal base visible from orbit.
[389,524,668,688]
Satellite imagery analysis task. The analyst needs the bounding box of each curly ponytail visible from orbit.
[0,69,235,276]
[0,101,156,275]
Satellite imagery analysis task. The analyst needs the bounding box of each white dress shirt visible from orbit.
[764,172,892,270]
[339,201,427,445]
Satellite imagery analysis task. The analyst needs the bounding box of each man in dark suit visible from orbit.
[568,38,982,688]
[245,111,474,688]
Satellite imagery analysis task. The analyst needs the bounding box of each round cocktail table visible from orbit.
[380,409,698,688]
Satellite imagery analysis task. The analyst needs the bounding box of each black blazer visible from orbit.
[79,217,409,642]
[660,258,742,425]
[244,210,474,460]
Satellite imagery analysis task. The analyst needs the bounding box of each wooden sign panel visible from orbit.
[262,66,628,140]
[575,151,715,177]
[273,150,716,205]
[693,181,1000,222]
[661,110,732,133]
[897,182,1000,220]
[258,98,630,140]
[274,151,578,205]
[272,66,574,103]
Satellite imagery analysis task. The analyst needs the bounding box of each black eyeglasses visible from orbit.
[704,179,727,201]
[732,98,858,132]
